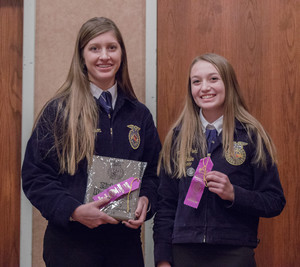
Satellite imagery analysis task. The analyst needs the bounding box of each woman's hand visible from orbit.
[206,171,235,202]
[157,261,171,267]
[71,198,119,228]
[122,196,149,229]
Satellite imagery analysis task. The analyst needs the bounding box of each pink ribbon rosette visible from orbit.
[93,177,140,212]
[184,157,213,208]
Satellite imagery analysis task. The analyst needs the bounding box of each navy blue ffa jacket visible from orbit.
[22,89,161,230]
[153,121,285,265]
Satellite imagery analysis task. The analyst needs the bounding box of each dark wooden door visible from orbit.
[157,1,300,266]
[0,0,23,266]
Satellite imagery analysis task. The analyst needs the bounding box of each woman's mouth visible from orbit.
[97,64,112,69]
[201,94,215,99]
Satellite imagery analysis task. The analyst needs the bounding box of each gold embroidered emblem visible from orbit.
[225,141,248,166]
[127,125,141,150]
[95,128,102,133]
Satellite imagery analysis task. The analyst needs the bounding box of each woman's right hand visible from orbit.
[71,198,119,228]
[157,261,171,267]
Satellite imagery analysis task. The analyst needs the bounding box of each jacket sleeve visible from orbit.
[138,110,162,220]
[153,167,179,266]
[21,104,82,227]
[229,144,286,218]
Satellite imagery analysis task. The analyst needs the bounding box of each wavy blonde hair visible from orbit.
[34,17,136,175]
[159,53,277,178]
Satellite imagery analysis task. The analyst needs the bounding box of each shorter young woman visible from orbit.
[153,53,285,267]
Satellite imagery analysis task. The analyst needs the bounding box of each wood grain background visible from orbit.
[0,0,23,266]
[157,0,300,266]
[1,1,300,266]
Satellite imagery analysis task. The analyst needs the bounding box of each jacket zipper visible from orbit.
[108,113,113,145]
[203,188,208,243]
[109,114,113,135]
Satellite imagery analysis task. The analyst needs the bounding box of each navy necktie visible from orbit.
[98,91,112,114]
[205,126,217,156]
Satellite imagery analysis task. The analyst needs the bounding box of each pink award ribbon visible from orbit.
[93,177,140,208]
[184,157,213,208]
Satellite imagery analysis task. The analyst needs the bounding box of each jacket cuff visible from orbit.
[139,191,157,220]
[53,197,82,228]
[154,242,173,266]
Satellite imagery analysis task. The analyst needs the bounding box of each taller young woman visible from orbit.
[153,53,285,267]
[22,17,161,267]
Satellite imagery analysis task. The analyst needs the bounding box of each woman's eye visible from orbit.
[211,77,219,81]
[108,45,117,51]
[192,80,200,85]
[90,46,98,51]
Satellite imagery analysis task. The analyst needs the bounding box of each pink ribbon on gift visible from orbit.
[93,177,140,207]
[184,157,214,209]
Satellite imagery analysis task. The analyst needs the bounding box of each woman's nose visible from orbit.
[201,80,211,91]
[99,49,110,60]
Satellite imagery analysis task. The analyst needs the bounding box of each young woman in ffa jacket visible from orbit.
[22,17,161,267]
[153,53,285,267]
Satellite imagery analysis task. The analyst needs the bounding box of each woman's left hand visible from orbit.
[122,196,149,229]
[206,171,235,202]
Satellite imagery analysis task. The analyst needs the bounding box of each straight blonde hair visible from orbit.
[34,17,136,175]
[159,53,277,178]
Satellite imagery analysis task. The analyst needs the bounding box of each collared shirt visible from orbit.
[200,109,223,135]
[90,82,118,109]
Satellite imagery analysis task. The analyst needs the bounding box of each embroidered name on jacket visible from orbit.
[127,125,141,149]
[225,141,248,166]
[185,148,198,167]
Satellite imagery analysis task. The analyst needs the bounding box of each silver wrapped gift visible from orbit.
[84,156,147,221]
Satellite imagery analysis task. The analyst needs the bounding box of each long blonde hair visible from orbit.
[159,53,277,178]
[34,17,136,175]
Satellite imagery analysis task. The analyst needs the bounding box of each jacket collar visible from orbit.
[112,87,137,115]
[234,119,247,131]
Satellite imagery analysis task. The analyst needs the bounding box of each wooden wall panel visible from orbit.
[0,0,23,266]
[35,0,146,115]
[157,0,300,266]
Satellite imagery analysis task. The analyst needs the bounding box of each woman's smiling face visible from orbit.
[83,31,122,90]
[190,60,225,122]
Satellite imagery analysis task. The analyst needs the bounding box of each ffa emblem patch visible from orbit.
[127,124,141,150]
[225,141,248,166]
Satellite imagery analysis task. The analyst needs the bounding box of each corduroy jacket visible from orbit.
[153,121,285,265]
[22,89,161,231]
